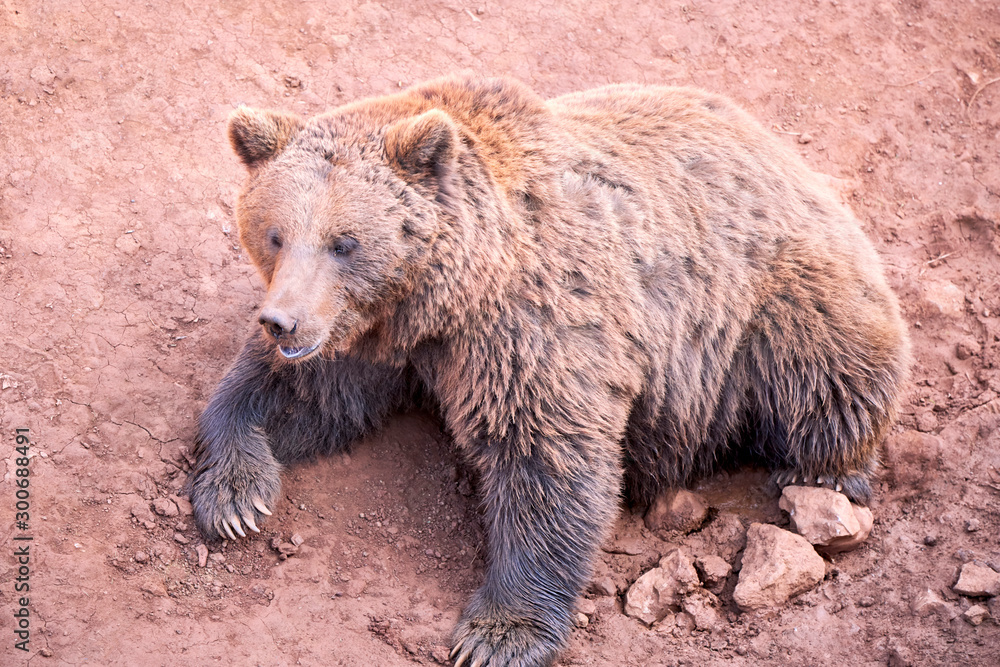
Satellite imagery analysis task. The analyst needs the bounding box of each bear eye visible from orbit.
[266,228,283,251]
[330,236,358,258]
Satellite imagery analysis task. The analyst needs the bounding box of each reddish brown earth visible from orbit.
[2,1,999,665]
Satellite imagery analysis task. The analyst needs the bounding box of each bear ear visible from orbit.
[228,107,304,167]
[384,109,460,203]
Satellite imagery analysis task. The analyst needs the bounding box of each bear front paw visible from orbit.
[451,600,567,667]
[189,428,282,540]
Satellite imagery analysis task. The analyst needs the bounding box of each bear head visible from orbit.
[226,103,464,361]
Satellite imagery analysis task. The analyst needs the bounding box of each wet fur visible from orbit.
[189,75,909,666]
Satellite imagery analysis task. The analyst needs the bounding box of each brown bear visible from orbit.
[189,74,909,667]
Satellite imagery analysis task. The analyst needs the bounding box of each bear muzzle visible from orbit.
[258,307,323,359]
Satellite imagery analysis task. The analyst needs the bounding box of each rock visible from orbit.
[209,552,226,564]
[275,542,299,559]
[680,589,723,632]
[915,411,938,433]
[169,494,194,516]
[196,544,209,568]
[954,563,1000,597]
[797,132,814,144]
[700,513,746,561]
[173,533,189,544]
[128,499,156,523]
[910,588,959,619]
[140,580,167,597]
[963,604,989,626]
[152,497,179,517]
[589,575,617,597]
[695,554,732,592]
[644,489,709,532]
[965,519,981,533]
[575,598,597,617]
[573,612,589,628]
[922,280,965,317]
[732,524,825,611]
[39,647,53,657]
[883,431,941,491]
[290,533,305,547]
[779,486,874,554]
[624,549,700,625]
[134,551,149,564]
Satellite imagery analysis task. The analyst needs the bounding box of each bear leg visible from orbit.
[451,437,621,667]
[189,330,411,540]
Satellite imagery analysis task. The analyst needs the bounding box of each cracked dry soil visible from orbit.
[1,1,999,665]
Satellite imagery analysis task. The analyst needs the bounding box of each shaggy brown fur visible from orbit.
[189,75,909,667]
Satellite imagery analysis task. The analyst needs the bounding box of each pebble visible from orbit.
[910,588,959,619]
[624,549,700,625]
[954,563,1000,597]
[963,604,989,626]
[134,551,149,563]
[174,533,189,544]
[733,524,824,611]
[644,489,709,533]
[196,544,209,568]
[779,486,873,554]
[797,132,814,144]
[694,554,732,592]
[965,519,980,533]
[152,497,179,517]
[589,575,617,598]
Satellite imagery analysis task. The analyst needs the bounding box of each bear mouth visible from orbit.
[277,341,321,360]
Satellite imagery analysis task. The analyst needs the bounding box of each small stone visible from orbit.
[329,34,351,49]
[575,598,597,617]
[210,552,226,564]
[965,519,980,532]
[858,596,876,608]
[589,576,617,597]
[779,486,873,554]
[923,535,938,547]
[733,524,825,611]
[174,533,189,544]
[681,589,722,632]
[169,494,194,516]
[644,489,709,533]
[573,612,589,628]
[910,588,959,619]
[624,549,700,625]
[275,542,299,559]
[152,497,179,517]
[963,604,989,626]
[954,563,1000,597]
[196,544,209,568]
[134,551,149,564]
[140,580,167,597]
[797,132,814,144]
[956,339,979,360]
[922,280,965,317]
[39,647,53,657]
[290,533,305,547]
[695,554,732,592]
[915,411,938,433]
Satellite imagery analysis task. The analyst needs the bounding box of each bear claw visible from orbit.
[253,498,273,516]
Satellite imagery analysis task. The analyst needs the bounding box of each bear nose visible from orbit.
[258,308,298,340]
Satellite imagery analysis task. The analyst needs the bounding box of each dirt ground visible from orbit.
[2,0,999,665]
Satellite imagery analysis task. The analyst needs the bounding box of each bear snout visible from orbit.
[258,307,298,340]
